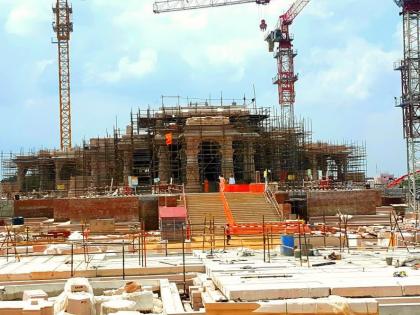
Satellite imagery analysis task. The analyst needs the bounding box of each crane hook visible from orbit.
[260,19,267,31]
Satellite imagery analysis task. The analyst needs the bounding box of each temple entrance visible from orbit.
[198,141,221,192]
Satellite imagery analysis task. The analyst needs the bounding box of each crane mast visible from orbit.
[152,0,311,128]
[153,0,270,13]
[394,0,420,217]
[52,0,73,151]
[265,0,310,127]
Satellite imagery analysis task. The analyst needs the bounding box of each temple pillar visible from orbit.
[311,156,318,180]
[16,165,27,192]
[321,160,328,179]
[243,142,255,182]
[123,150,133,186]
[185,139,200,192]
[335,159,344,182]
[158,144,170,184]
[221,137,234,179]
[90,154,99,188]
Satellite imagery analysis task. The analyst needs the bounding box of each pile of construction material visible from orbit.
[0,278,163,315]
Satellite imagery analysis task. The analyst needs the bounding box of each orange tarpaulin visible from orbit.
[165,133,173,145]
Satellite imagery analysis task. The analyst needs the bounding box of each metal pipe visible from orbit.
[122,240,125,280]
[182,224,187,296]
[298,221,302,266]
[71,242,74,277]
[263,215,266,263]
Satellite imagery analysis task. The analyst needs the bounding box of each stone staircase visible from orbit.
[184,193,227,228]
[224,192,282,224]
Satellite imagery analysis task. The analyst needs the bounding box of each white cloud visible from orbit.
[305,1,334,20]
[36,59,54,75]
[300,37,399,106]
[4,0,49,36]
[99,49,158,83]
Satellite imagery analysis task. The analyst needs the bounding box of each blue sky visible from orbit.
[0,0,406,176]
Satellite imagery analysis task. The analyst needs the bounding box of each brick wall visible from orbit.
[54,197,139,222]
[14,197,140,222]
[140,195,159,230]
[12,196,161,228]
[307,190,382,217]
[14,199,55,218]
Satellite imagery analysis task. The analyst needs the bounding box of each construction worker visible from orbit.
[226,223,231,245]
[264,169,269,191]
[203,178,209,193]
[219,174,225,192]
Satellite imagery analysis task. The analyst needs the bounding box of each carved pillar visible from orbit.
[185,138,200,192]
[158,145,170,184]
[335,159,343,181]
[90,153,99,188]
[123,150,133,185]
[311,156,318,180]
[221,137,234,179]
[16,165,27,192]
[321,159,328,179]
[54,160,65,191]
[39,164,47,191]
[243,142,255,182]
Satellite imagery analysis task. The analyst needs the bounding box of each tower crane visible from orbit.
[394,0,420,216]
[153,0,311,128]
[153,0,271,30]
[153,0,271,13]
[52,0,73,151]
[265,0,310,127]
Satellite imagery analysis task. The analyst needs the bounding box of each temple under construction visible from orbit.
[0,97,366,197]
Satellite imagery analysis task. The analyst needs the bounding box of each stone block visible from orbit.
[89,219,115,233]
[331,281,402,298]
[66,293,92,315]
[101,300,136,315]
[188,285,201,297]
[286,298,317,314]
[123,291,153,312]
[23,290,47,301]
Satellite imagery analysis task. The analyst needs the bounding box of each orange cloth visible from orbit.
[165,133,173,145]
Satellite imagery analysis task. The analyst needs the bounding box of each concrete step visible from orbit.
[185,193,226,228]
[225,192,281,224]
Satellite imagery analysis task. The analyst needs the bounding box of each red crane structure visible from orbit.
[52,0,73,151]
[153,0,311,128]
[394,0,420,215]
[265,0,310,127]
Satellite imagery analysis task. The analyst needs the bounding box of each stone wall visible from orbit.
[14,199,55,218]
[307,190,382,217]
[140,195,159,230]
[54,197,140,222]
[14,197,139,222]
[13,196,160,228]
[0,200,14,217]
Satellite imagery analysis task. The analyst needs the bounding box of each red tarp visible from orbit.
[159,206,187,219]
[223,183,265,193]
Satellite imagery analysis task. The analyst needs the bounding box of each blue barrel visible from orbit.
[281,235,294,256]
[12,216,24,226]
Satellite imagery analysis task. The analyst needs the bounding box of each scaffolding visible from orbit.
[0,97,367,197]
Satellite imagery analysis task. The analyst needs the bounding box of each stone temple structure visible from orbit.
[1,100,366,196]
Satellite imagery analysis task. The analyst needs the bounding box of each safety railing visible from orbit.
[265,185,284,220]
[219,188,236,225]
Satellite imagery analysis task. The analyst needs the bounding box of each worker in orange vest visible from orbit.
[203,178,209,193]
